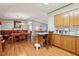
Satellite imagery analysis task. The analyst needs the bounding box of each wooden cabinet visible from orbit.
[69,11,74,26]
[76,37,79,55]
[54,12,74,26]
[63,36,76,53]
[74,10,79,26]
[47,32,53,46]
[54,13,63,27]
[54,15,58,27]
[58,13,64,27]
[60,36,76,53]
[53,34,61,47]
[54,9,79,27]
[60,35,66,49]
[53,34,76,53]
[51,35,54,45]
[63,13,70,26]
[53,34,56,45]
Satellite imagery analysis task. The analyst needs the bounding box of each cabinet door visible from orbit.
[67,36,75,53]
[53,35,57,46]
[63,13,70,26]
[62,36,68,50]
[69,11,74,26]
[58,13,64,26]
[76,37,79,55]
[70,37,76,53]
[60,36,66,49]
[74,10,79,26]
[52,34,54,43]
[63,36,76,53]
[54,14,63,27]
[54,15,59,27]
[53,35,61,47]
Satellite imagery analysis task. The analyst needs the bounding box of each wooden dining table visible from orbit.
[10,32,31,42]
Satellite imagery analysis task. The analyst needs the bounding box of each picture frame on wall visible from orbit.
[14,21,22,28]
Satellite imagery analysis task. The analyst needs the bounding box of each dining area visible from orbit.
[9,30,31,43]
[0,29,53,53]
[0,19,49,55]
[0,30,53,55]
[0,30,31,55]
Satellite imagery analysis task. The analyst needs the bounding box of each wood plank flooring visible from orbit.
[1,40,75,56]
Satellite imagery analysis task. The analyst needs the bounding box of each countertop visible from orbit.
[53,33,79,37]
[36,32,48,35]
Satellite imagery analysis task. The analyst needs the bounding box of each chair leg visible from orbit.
[2,43,5,51]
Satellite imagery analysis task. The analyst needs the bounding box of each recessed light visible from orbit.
[28,21,32,25]
[43,3,49,5]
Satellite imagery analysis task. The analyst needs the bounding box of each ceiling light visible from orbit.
[35,26,39,31]
[4,13,30,19]
[28,21,32,25]
[43,3,49,5]
[21,23,24,26]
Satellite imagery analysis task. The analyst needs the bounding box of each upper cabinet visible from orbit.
[69,11,74,26]
[63,13,70,26]
[54,13,64,27]
[54,14,59,27]
[54,9,79,27]
[74,9,79,26]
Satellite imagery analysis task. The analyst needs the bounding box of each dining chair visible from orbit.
[0,34,6,52]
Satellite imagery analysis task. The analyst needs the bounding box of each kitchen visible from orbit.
[0,3,79,56]
[48,3,79,56]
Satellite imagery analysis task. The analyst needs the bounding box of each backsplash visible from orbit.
[69,26,79,31]
[54,26,79,35]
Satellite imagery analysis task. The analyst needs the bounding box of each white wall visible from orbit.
[0,20,46,31]
[32,21,47,31]
[48,14,55,31]
[48,3,79,31]
[1,20,14,30]
[21,21,28,30]
[0,26,1,30]
[32,21,42,31]
[0,20,29,30]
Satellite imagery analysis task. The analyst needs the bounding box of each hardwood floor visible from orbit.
[1,40,75,56]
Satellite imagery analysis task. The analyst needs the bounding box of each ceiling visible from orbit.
[0,3,70,23]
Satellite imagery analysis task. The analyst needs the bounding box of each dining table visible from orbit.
[10,32,31,42]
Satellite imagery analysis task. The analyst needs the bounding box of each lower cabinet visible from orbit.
[76,37,79,55]
[53,34,76,54]
[60,35,66,49]
[53,34,61,47]
[63,36,76,53]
